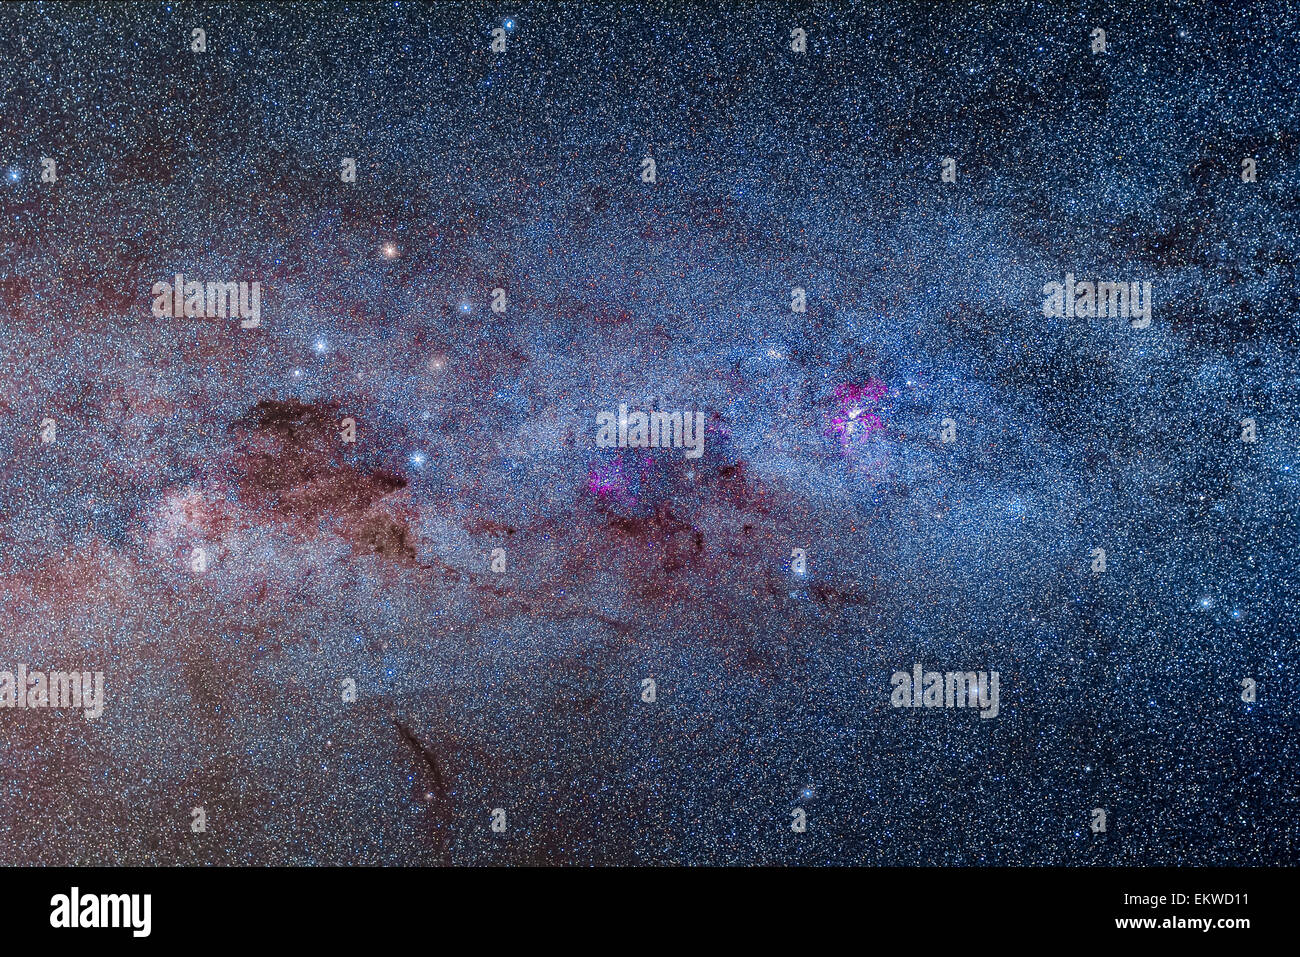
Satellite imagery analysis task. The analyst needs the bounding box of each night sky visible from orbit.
[1,1,1297,865]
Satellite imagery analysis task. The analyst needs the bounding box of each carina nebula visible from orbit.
[0,2,1297,865]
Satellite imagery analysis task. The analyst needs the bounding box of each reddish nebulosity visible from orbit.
[545,292,634,329]
[603,510,676,541]
[712,460,770,513]
[149,485,243,551]
[0,538,136,621]
[588,305,635,327]
[826,378,888,449]
[464,517,517,537]
[466,341,530,381]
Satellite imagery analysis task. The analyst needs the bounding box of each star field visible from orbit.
[0,1,1297,865]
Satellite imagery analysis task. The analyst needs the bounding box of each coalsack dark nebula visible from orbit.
[0,2,1297,865]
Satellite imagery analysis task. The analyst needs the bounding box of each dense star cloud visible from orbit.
[0,2,1297,865]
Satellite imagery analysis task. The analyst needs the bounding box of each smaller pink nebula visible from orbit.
[826,378,888,450]
[587,453,649,508]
